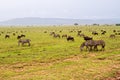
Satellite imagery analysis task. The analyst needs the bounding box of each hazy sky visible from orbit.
[0,0,120,21]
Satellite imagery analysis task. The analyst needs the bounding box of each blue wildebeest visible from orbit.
[13,33,16,36]
[67,36,74,41]
[5,34,10,39]
[17,35,21,39]
[77,33,85,37]
[92,31,98,35]
[62,34,67,38]
[50,32,55,36]
[101,31,106,35]
[109,34,115,38]
[17,34,26,39]
[53,34,60,38]
[83,36,93,41]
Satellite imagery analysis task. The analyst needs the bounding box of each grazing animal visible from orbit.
[110,34,115,38]
[101,32,105,35]
[101,30,104,32]
[17,34,26,39]
[92,31,98,35]
[101,31,106,35]
[21,31,23,33]
[80,42,89,51]
[53,34,60,38]
[62,34,67,38]
[5,34,10,39]
[117,30,120,32]
[44,31,47,33]
[17,35,21,39]
[50,32,55,36]
[115,33,118,35]
[77,33,85,37]
[1,31,4,34]
[59,30,62,33]
[80,40,105,51]
[18,39,31,46]
[113,30,116,33]
[77,30,82,35]
[67,36,74,41]
[115,32,120,35]
[21,34,25,37]
[83,36,93,41]
[69,31,73,33]
[13,33,16,36]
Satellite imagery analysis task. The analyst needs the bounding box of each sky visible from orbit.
[0,0,120,21]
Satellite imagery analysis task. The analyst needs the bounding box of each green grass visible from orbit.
[0,25,120,80]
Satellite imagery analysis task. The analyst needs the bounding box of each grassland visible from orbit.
[0,25,120,80]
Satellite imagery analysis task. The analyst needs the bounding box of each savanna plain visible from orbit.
[0,25,120,80]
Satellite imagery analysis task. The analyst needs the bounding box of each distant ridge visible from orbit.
[0,17,120,25]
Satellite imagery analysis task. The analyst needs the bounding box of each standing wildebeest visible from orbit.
[53,34,60,38]
[92,31,98,35]
[21,34,26,37]
[78,30,82,33]
[118,33,120,35]
[77,33,85,37]
[17,34,26,39]
[83,36,93,41]
[59,30,62,33]
[62,34,67,38]
[80,40,105,51]
[69,31,73,33]
[18,39,31,46]
[1,31,4,34]
[109,34,115,38]
[113,30,116,33]
[67,36,74,41]
[77,30,82,35]
[17,35,21,39]
[5,34,10,39]
[50,32,55,36]
[44,31,47,33]
[101,31,106,35]
[13,33,16,36]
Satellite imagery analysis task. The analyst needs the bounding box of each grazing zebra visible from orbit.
[80,40,105,51]
[18,39,31,46]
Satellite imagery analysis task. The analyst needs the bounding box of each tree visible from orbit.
[74,23,78,26]
[116,24,120,26]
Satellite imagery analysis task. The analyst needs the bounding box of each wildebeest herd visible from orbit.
[48,28,120,51]
[0,27,120,52]
[0,30,31,46]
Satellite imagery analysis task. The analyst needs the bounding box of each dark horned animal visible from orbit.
[62,34,67,38]
[5,34,10,39]
[67,36,74,41]
[53,34,60,38]
[83,36,93,41]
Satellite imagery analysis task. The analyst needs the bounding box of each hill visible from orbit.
[0,17,120,25]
